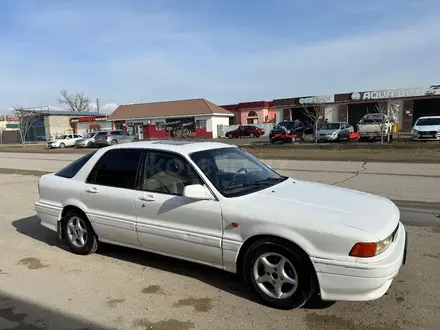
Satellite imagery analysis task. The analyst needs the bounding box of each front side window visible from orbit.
[56,152,96,179]
[87,149,142,190]
[141,151,202,195]
[190,147,287,197]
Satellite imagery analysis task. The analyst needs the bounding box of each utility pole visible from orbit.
[96,97,100,114]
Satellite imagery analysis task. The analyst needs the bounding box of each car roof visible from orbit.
[101,140,238,155]
[417,116,440,119]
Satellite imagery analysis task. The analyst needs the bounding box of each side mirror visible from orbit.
[183,184,215,200]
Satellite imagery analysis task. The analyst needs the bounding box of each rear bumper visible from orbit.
[312,223,407,301]
[35,201,61,232]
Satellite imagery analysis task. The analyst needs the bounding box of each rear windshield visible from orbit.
[415,118,440,126]
[55,152,96,179]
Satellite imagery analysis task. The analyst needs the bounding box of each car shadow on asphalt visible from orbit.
[12,215,335,310]
[0,288,110,329]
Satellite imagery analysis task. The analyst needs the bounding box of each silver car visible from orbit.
[316,122,354,142]
[75,131,108,148]
[94,130,138,147]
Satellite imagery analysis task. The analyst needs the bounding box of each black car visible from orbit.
[269,121,314,144]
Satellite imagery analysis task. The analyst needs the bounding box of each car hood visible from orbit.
[243,178,399,240]
[414,125,440,132]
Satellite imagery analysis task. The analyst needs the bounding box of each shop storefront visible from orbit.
[108,99,233,139]
[70,116,113,135]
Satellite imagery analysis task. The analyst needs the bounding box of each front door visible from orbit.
[135,150,223,267]
[82,148,143,246]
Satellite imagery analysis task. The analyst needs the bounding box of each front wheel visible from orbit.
[59,143,65,148]
[249,133,255,138]
[64,210,99,255]
[242,239,317,310]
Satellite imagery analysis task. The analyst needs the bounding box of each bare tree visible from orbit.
[361,100,394,144]
[302,103,331,143]
[13,107,44,147]
[58,89,91,112]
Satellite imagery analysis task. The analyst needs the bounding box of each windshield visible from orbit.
[320,123,340,130]
[56,135,68,139]
[415,118,440,126]
[190,147,287,197]
[84,133,95,138]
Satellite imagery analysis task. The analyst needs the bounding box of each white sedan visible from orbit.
[47,134,83,148]
[35,141,407,309]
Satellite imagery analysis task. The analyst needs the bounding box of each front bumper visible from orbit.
[411,132,440,141]
[312,222,407,302]
[318,134,338,141]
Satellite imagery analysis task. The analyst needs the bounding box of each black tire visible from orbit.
[110,139,118,145]
[242,238,317,310]
[86,141,93,148]
[63,210,99,255]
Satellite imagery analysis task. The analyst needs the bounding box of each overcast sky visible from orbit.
[1,0,439,113]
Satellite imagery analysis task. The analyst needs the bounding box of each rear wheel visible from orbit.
[110,139,118,145]
[64,210,99,255]
[242,238,317,310]
[249,133,255,138]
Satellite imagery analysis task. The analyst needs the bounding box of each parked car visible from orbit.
[411,116,440,141]
[316,122,354,142]
[357,113,393,142]
[47,134,83,148]
[93,130,138,147]
[35,140,407,310]
[269,121,313,144]
[225,125,265,138]
[75,131,109,148]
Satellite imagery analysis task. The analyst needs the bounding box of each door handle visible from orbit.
[85,187,98,194]
[138,195,154,202]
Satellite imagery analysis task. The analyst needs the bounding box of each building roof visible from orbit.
[17,110,103,117]
[220,100,273,111]
[109,98,233,120]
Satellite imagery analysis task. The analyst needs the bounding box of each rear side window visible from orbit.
[55,152,96,179]
[86,149,143,190]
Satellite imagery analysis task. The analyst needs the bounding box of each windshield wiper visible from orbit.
[227,176,287,190]
[254,176,288,184]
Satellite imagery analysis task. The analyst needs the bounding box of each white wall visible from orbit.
[76,121,112,135]
[208,116,231,138]
[325,105,340,122]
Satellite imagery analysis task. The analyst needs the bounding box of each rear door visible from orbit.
[82,148,143,246]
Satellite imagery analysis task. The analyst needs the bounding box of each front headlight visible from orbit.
[375,233,393,255]
[412,130,419,134]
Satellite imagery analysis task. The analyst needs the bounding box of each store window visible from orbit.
[156,122,165,130]
[196,120,207,129]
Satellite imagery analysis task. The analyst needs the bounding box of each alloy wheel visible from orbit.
[67,216,88,248]
[252,252,298,299]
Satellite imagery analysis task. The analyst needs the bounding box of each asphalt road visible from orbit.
[0,172,440,329]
